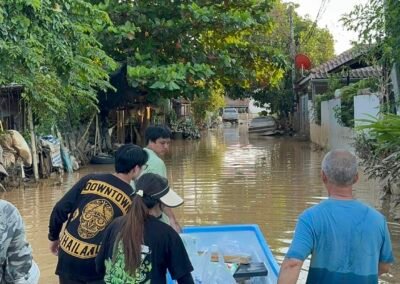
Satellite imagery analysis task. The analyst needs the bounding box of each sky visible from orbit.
[290,0,368,55]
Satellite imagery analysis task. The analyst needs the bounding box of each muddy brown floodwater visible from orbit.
[1,126,399,283]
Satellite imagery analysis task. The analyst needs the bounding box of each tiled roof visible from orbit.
[172,98,191,104]
[225,97,249,107]
[297,46,375,85]
[312,66,381,79]
[310,48,364,75]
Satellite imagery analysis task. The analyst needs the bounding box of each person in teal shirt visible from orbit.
[278,150,394,284]
[143,143,167,178]
[131,126,183,232]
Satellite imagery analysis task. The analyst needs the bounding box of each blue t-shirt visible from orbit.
[286,198,394,284]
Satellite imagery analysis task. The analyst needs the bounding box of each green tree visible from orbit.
[342,0,400,110]
[191,81,225,124]
[0,0,116,129]
[267,1,334,66]
[296,17,334,66]
[251,1,335,118]
[94,0,286,107]
[342,1,400,208]
[342,0,400,65]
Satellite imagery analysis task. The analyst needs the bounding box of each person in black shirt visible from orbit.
[96,173,194,284]
[48,144,148,284]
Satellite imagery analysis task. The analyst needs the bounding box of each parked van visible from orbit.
[222,107,239,123]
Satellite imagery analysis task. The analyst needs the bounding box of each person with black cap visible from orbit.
[96,173,194,284]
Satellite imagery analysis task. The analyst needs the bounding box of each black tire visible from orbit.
[90,154,115,164]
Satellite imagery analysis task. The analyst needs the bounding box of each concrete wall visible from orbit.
[309,94,380,151]
[297,95,310,136]
[354,93,380,127]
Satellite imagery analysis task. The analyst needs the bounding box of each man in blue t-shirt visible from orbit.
[278,149,394,284]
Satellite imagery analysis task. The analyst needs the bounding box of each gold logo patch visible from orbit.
[77,199,114,239]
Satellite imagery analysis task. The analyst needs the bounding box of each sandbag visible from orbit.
[0,130,32,166]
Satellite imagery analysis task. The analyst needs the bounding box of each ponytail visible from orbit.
[119,195,149,274]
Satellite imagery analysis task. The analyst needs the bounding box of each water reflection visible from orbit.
[0,125,398,283]
[167,126,399,283]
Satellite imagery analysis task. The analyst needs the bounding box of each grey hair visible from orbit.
[321,149,358,186]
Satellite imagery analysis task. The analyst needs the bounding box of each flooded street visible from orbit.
[1,125,399,283]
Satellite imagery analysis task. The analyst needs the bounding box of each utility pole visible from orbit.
[288,3,296,104]
[28,104,39,181]
[287,2,297,132]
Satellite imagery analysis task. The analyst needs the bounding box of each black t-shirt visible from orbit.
[48,173,134,281]
[96,216,194,284]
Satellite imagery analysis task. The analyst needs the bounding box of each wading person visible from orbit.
[96,173,194,284]
[131,125,183,232]
[48,144,148,284]
[0,200,40,284]
[278,149,394,284]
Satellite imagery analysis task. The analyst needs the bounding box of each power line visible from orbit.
[302,0,326,44]
[301,0,330,46]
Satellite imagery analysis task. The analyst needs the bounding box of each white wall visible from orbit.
[354,93,380,127]
[309,94,380,151]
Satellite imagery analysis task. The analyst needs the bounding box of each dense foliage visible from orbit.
[343,0,400,201]
[1,0,335,127]
[342,0,400,65]
[191,82,225,124]
[334,79,379,127]
[342,0,400,109]
[0,0,116,128]
[90,0,293,123]
[252,1,335,117]
[312,77,379,127]
[95,0,286,106]
[355,114,400,186]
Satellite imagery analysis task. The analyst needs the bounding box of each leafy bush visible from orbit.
[170,117,200,139]
[312,77,379,127]
[355,114,400,185]
[334,79,379,128]
[191,83,225,124]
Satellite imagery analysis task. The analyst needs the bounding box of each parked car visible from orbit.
[222,107,239,123]
[248,116,277,135]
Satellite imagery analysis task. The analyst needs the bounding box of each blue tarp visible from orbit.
[40,135,62,168]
